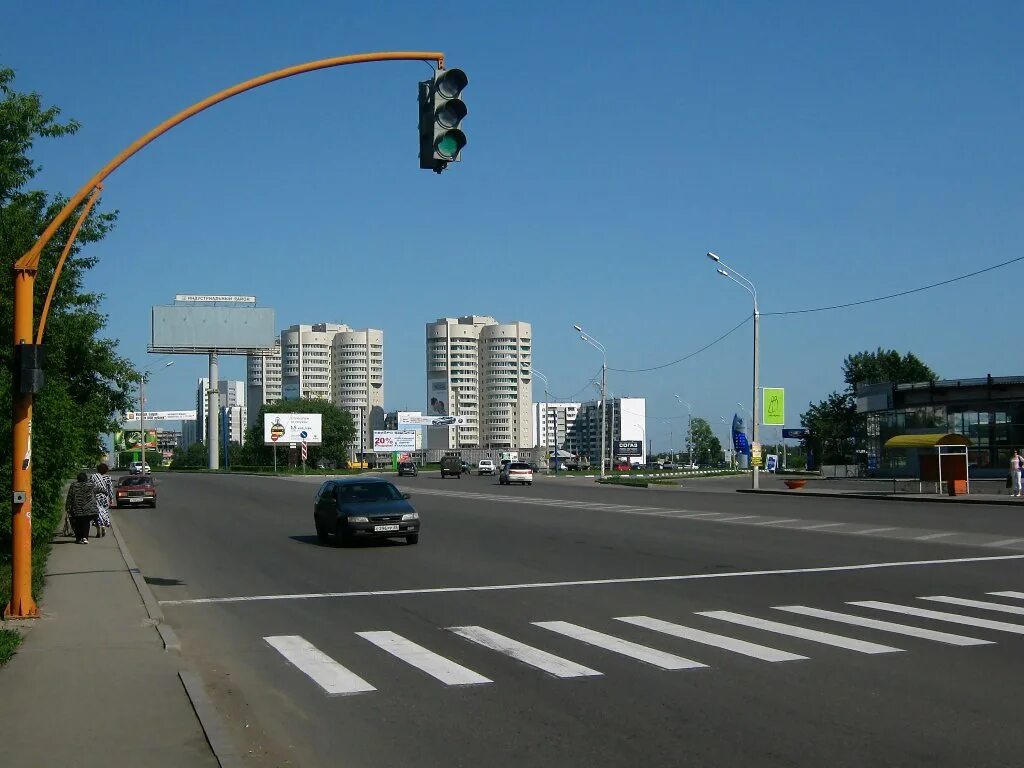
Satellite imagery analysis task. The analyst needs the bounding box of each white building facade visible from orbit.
[426,316,533,450]
[245,340,282,427]
[194,378,246,446]
[280,323,345,402]
[331,328,385,454]
[532,402,582,455]
[577,396,647,466]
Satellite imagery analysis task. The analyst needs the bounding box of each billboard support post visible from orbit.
[208,352,219,470]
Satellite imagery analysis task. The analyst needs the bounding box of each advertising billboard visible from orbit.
[372,431,418,452]
[397,412,468,427]
[427,375,449,416]
[123,410,197,423]
[263,413,323,445]
[151,305,276,353]
[762,387,785,426]
[115,430,157,451]
[614,440,643,457]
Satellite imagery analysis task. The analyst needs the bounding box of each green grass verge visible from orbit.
[0,541,51,615]
[0,628,23,666]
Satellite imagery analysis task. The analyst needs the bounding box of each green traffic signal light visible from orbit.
[435,129,467,160]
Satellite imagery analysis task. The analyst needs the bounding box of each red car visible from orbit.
[115,475,157,508]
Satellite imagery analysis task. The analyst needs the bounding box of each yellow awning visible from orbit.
[884,433,972,449]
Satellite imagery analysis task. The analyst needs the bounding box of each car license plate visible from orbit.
[374,524,400,532]
[129,498,144,503]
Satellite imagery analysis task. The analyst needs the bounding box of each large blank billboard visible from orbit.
[151,305,275,353]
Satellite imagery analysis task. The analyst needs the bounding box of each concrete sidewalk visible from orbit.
[742,486,1023,505]
[0,515,219,767]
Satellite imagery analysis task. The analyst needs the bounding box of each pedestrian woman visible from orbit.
[66,472,97,544]
[1012,450,1023,497]
[89,462,115,537]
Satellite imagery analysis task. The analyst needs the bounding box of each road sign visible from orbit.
[782,428,808,440]
[614,440,643,457]
[766,455,778,472]
[301,441,308,462]
[763,387,785,426]
[751,442,762,466]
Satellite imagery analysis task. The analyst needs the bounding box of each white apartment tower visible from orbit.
[195,378,246,444]
[331,328,385,453]
[426,316,532,450]
[245,340,282,427]
[280,323,345,401]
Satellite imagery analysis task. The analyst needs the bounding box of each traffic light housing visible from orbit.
[419,67,468,173]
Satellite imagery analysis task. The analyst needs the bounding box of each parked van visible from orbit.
[440,455,463,479]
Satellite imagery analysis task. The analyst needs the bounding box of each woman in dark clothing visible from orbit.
[66,472,97,544]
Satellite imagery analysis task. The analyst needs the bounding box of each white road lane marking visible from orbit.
[800,523,845,530]
[850,601,1024,635]
[855,527,899,535]
[919,595,1024,616]
[615,616,807,662]
[356,631,492,686]
[264,635,376,695]
[986,539,1024,547]
[159,554,1024,606]
[755,518,801,526]
[716,515,760,522]
[989,590,1024,600]
[449,626,602,678]
[916,533,956,541]
[698,611,903,654]
[773,606,993,646]
[534,621,707,670]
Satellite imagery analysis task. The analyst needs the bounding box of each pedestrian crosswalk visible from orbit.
[265,587,1023,698]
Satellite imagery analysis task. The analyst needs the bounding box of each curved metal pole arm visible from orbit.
[15,50,445,271]
[35,184,103,343]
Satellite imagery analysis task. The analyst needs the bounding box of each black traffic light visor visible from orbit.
[434,99,468,129]
[435,68,469,99]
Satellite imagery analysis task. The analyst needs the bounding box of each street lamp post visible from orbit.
[138,360,174,470]
[573,324,607,479]
[531,367,557,476]
[708,252,760,490]
[674,395,693,465]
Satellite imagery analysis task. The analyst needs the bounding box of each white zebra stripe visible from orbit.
[615,616,807,662]
[699,611,903,654]
[265,635,376,695]
[773,605,992,646]
[356,631,491,686]
[449,626,602,678]
[534,621,707,670]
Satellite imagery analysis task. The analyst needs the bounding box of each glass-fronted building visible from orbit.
[857,376,1024,477]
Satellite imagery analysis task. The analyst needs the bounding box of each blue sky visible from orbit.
[8,1,1023,451]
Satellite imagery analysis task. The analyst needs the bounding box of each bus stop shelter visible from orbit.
[883,433,972,494]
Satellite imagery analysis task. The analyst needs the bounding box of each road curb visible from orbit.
[112,514,240,767]
[180,671,244,768]
[110,515,181,652]
[738,488,1022,506]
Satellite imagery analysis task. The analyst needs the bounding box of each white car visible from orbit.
[128,461,152,475]
[478,459,496,476]
[499,462,533,486]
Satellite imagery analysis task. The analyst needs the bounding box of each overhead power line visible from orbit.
[765,254,1024,316]
[609,315,752,373]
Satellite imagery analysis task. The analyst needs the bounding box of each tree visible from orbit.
[800,391,861,465]
[842,348,937,392]
[171,443,209,469]
[242,399,357,467]
[0,69,136,563]
[689,418,720,465]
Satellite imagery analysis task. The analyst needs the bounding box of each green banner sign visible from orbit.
[763,387,785,426]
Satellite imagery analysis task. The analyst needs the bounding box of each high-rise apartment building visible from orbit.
[280,323,345,401]
[426,316,532,450]
[246,340,282,426]
[577,396,647,466]
[532,402,583,455]
[195,378,246,445]
[331,328,385,453]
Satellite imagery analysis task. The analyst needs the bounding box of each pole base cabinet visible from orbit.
[947,479,968,496]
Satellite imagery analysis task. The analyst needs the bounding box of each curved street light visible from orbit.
[573,324,608,478]
[708,251,760,489]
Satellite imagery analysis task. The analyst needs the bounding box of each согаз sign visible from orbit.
[614,440,643,457]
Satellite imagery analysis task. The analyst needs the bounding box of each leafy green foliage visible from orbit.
[842,348,937,391]
[800,391,862,464]
[689,418,722,465]
[0,627,22,666]
[241,399,357,467]
[171,443,209,469]
[0,68,136,564]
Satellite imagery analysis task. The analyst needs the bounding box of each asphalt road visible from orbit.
[115,471,1024,767]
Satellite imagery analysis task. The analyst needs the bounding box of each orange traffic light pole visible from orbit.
[6,51,446,618]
